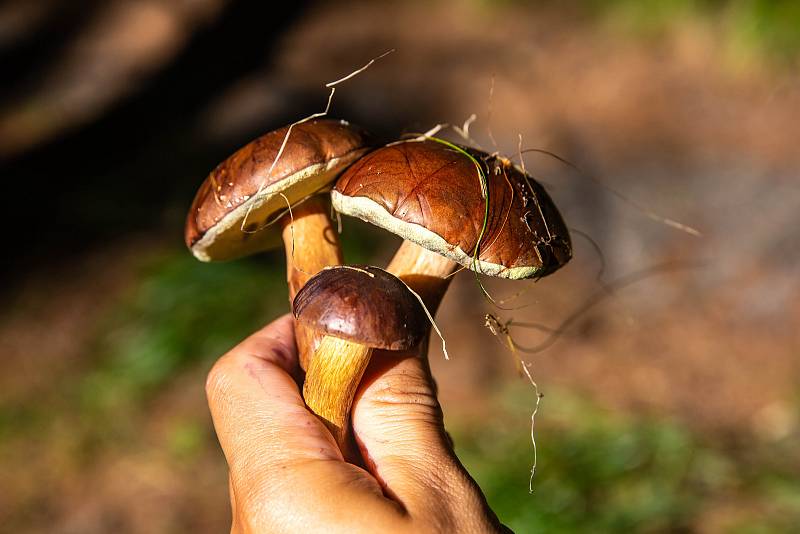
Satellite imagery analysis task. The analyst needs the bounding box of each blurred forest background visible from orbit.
[1,0,799,532]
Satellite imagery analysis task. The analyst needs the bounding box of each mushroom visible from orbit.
[293,265,427,449]
[185,119,372,367]
[331,139,572,313]
[293,139,571,452]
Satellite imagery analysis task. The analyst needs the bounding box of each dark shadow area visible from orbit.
[0,1,312,284]
[0,1,104,101]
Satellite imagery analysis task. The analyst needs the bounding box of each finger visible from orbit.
[229,475,240,534]
[351,343,487,520]
[206,314,342,473]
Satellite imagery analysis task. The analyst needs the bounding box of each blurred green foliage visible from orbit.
[76,253,285,418]
[0,251,288,466]
[486,0,800,67]
[592,0,800,64]
[454,383,800,532]
[723,0,800,64]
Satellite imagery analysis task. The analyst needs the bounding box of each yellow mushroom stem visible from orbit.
[280,195,343,370]
[386,240,459,313]
[302,335,373,450]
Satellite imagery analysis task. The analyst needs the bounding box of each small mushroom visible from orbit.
[332,139,572,311]
[185,119,372,367]
[293,265,427,450]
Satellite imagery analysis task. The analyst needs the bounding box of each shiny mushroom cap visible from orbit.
[292,265,427,351]
[185,119,372,262]
[332,139,572,279]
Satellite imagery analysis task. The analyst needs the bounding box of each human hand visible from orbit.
[206,314,507,533]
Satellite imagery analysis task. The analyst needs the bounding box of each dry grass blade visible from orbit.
[239,49,395,232]
[519,148,702,237]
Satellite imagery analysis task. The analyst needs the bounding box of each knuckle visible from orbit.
[205,354,236,402]
[367,374,440,411]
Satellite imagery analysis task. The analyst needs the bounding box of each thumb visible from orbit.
[351,344,492,525]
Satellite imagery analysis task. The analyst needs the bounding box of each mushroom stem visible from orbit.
[386,240,458,313]
[280,195,343,369]
[302,335,372,451]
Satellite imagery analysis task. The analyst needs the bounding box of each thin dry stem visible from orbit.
[240,49,395,232]
[517,133,527,175]
[399,279,449,360]
[518,147,701,237]
[483,313,543,492]
[494,261,703,355]
[452,113,478,145]
[386,241,459,358]
[279,192,311,277]
[486,75,498,151]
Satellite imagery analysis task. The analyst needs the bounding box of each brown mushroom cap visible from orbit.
[185,119,372,261]
[332,140,572,279]
[292,265,427,351]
